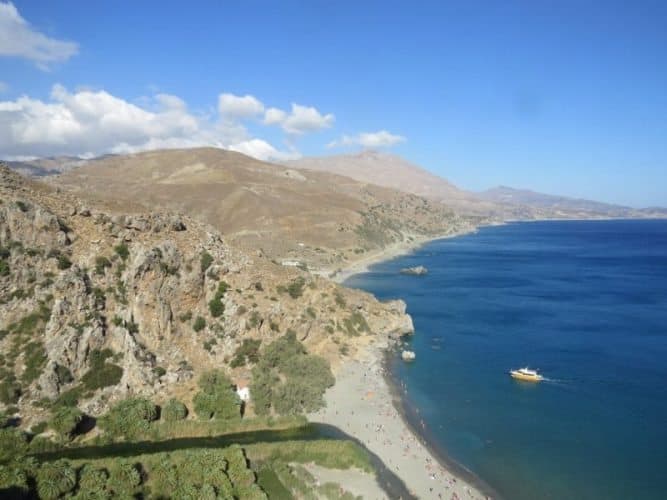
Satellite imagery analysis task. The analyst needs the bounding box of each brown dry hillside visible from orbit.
[52,148,475,272]
[285,150,498,215]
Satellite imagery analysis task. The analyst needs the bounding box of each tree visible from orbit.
[200,251,213,272]
[77,465,110,499]
[193,370,241,420]
[36,460,76,500]
[162,399,188,421]
[0,429,27,464]
[99,398,157,440]
[49,406,83,441]
[250,332,334,416]
[108,461,141,496]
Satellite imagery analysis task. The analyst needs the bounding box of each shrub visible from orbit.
[193,370,241,420]
[178,311,192,322]
[250,332,334,416]
[200,251,214,272]
[0,260,9,277]
[78,465,110,497]
[209,297,224,317]
[230,339,261,368]
[81,349,123,391]
[100,398,157,440]
[108,461,141,496]
[94,256,112,275]
[162,399,188,422]
[0,380,21,405]
[49,406,83,441]
[21,341,47,384]
[29,436,60,454]
[36,460,76,500]
[49,406,83,439]
[208,281,229,318]
[286,277,306,299]
[0,428,28,463]
[153,366,166,377]
[57,254,72,270]
[30,421,48,435]
[193,316,206,332]
[114,243,130,261]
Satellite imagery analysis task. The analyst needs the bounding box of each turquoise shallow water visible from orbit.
[344,220,667,500]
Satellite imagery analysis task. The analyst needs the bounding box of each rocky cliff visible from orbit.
[0,165,414,427]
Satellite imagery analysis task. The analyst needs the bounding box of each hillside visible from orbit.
[0,164,415,428]
[51,148,476,274]
[285,150,496,215]
[479,186,663,219]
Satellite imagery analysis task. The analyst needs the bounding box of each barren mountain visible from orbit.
[0,164,414,427]
[284,150,497,215]
[52,148,475,273]
[479,186,662,219]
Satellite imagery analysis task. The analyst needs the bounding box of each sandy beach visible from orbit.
[309,342,491,500]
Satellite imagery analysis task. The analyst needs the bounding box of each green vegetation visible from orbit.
[193,370,241,420]
[209,280,229,317]
[114,243,130,261]
[286,277,306,299]
[21,341,47,384]
[57,253,72,270]
[193,316,206,332]
[94,256,112,275]
[99,397,158,440]
[248,310,262,329]
[162,398,188,422]
[342,311,371,336]
[251,332,334,415]
[36,459,77,499]
[80,348,123,392]
[49,407,83,441]
[178,311,192,322]
[200,251,214,272]
[230,338,261,368]
[0,248,9,276]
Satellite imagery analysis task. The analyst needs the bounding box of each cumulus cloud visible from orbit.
[263,103,334,135]
[218,93,264,118]
[327,130,406,149]
[229,139,300,162]
[263,107,286,125]
[0,2,78,69]
[0,84,300,162]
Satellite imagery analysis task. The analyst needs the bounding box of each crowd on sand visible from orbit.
[309,346,493,500]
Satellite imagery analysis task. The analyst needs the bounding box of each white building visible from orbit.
[236,386,250,402]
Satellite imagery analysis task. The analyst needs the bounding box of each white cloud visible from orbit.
[0,81,7,93]
[0,2,78,69]
[263,107,286,125]
[327,130,406,149]
[218,93,264,118]
[0,85,300,163]
[263,103,334,135]
[229,139,300,162]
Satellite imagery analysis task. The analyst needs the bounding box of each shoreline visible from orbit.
[329,228,478,284]
[383,349,501,500]
[314,227,501,499]
[309,342,492,499]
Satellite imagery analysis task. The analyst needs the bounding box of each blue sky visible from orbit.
[0,1,665,206]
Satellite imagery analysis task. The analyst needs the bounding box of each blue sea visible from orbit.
[344,220,667,500]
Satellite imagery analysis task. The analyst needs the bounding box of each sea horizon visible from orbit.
[344,219,667,500]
